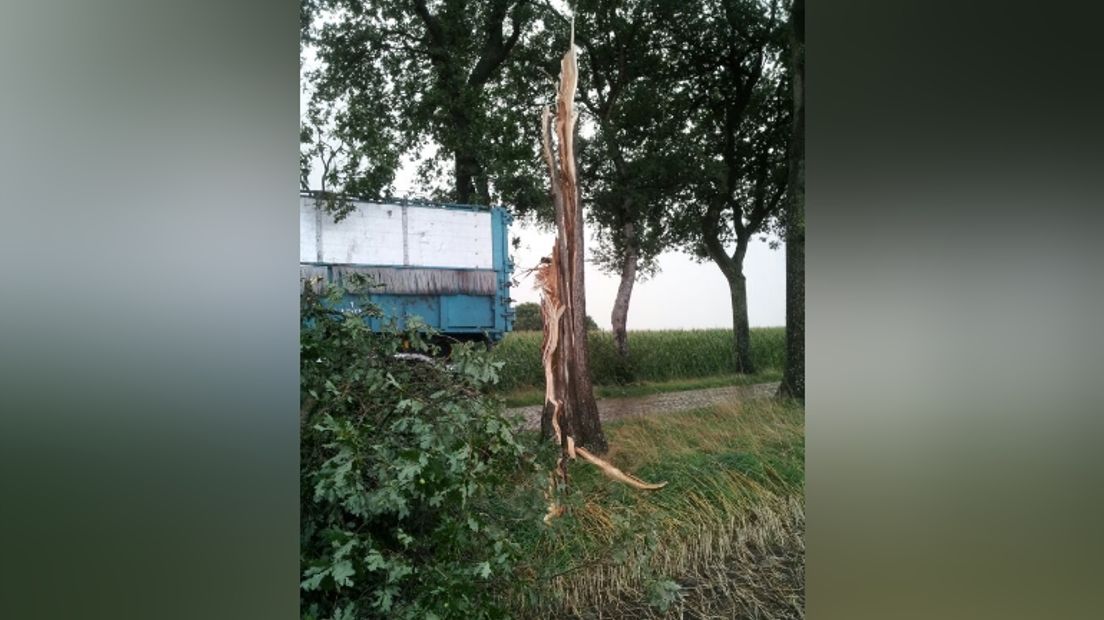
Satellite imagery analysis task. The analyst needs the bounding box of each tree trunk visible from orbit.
[450,104,488,205]
[779,0,805,400]
[564,178,606,453]
[454,150,478,204]
[726,266,756,375]
[537,36,607,454]
[611,222,638,359]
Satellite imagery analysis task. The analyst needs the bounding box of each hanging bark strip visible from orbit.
[539,22,665,524]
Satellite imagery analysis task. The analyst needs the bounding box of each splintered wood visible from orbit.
[539,22,666,525]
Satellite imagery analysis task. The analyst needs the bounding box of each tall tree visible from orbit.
[301,0,548,212]
[561,0,688,359]
[669,0,790,374]
[778,0,804,399]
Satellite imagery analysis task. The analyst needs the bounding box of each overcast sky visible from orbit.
[506,219,786,330]
[375,156,787,329]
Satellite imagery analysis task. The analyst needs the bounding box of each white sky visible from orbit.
[505,221,785,330]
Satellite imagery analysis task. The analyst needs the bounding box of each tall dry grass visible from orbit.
[505,399,805,618]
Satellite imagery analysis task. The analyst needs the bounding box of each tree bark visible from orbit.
[725,263,756,375]
[703,213,756,375]
[564,177,606,453]
[779,0,804,400]
[452,148,490,205]
[611,221,638,358]
[454,150,476,204]
[537,37,608,454]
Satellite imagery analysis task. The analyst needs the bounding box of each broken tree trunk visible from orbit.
[539,23,665,524]
[538,25,606,456]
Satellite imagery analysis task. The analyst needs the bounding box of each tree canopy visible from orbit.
[301,0,551,215]
[566,0,689,280]
[668,0,791,260]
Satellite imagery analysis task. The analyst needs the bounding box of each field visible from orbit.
[503,399,806,618]
[491,327,785,392]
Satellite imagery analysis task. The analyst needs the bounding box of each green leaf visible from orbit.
[396,529,414,548]
[474,561,492,579]
[300,566,326,591]
[330,560,355,588]
[365,550,386,572]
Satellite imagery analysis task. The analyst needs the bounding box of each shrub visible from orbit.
[300,280,541,620]
[513,301,599,332]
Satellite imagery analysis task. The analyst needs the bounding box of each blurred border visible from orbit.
[2,1,1103,618]
[809,1,1104,618]
[0,1,299,618]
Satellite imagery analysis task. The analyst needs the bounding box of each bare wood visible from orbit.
[576,447,667,491]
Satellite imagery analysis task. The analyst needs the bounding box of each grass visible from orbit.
[499,369,782,408]
[500,398,805,618]
[492,327,785,391]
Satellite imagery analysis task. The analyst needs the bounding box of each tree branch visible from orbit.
[467,0,529,87]
[411,0,445,46]
[411,0,454,73]
[701,201,737,279]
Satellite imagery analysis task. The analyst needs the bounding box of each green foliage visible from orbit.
[645,577,684,612]
[301,0,550,212]
[666,0,792,258]
[512,302,542,331]
[511,302,598,333]
[492,327,785,391]
[300,279,543,620]
[300,92,401,219]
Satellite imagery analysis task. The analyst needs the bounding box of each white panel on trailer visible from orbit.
[321,202,405,265]
[300,198,404,265]
[406,206,492,269]
[300,202,318,261]
[300,197,493,269]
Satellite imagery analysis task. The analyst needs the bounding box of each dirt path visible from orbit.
[508,381,780,430]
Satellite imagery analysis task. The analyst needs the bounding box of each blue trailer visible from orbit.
[300,193,514,343]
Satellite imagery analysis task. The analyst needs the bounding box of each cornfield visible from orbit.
[492,328,785,391]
